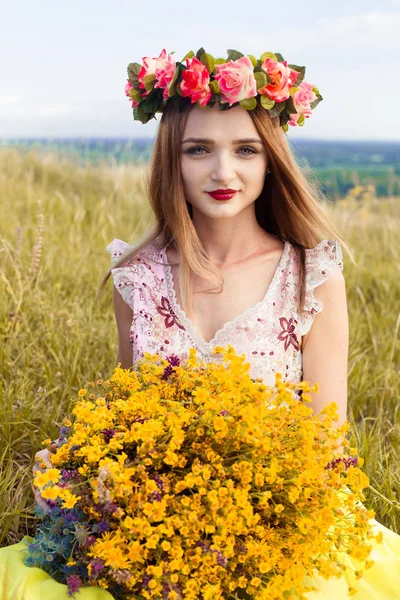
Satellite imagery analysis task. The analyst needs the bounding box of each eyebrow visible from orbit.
[181,137,263,144]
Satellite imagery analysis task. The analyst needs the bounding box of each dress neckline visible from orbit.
[161,240,290,351]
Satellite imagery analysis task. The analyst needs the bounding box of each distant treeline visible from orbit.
[1,137,399,200]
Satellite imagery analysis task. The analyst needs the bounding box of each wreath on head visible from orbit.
[125,47,323,131]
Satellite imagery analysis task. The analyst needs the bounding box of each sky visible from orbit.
[1,0,399,141]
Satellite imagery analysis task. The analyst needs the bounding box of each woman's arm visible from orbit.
[301,266,349,429]
[113,286,134,369]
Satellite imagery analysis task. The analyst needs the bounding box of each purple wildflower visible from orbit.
[162,354,181,380]
[219,410,229,416]
[89,558,104,578]
[96,520,110,533]
[166,354,181,367]
[325,456,358,470]
[101,428,116,443]
[154,475,165,491]
[113,569,132,584]
[61,469,80,481]
[133,415,149,424]
[67,574,82,596]
[142,573,152,589]
[216,551,228,567]
[84,535,96,547]
[149,491,163,502]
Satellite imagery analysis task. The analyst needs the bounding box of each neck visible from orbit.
[190,204,277,266]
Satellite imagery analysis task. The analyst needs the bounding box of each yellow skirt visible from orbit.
[1,519,400,599]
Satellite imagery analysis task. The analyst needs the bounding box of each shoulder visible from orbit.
[293,239,346,337]
[105,238,161,309]
[106,238,160,267]
[303,239,344,312]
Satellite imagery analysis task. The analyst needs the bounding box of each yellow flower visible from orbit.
[38,345,375,598]
[61,493,80,509]
[40,486,60,500]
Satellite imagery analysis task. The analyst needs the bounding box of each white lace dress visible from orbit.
[106,237,344,389]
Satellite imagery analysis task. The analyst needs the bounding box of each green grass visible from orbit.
[0,147,399,546]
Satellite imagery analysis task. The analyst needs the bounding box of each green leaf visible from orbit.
[134,104,151,124]
[195,47,206,60]
[268,101,286,118]
[144,73,156,91]
[260,51,277,63]
[282,123,289,133]
[214,58,226,65]
[168,65,181,97]
[227,49,244,62]
[285,95,297,114]
[209,79,220,94]
[310,94,323,110]
[312,85,320,95]
[129,88,142,103]
[288,65,306,85]
[260,95,275,110]
[247,54,257,67]
[128,62,142,77]
[239,97,257,110]
[127,62,142,87]
[275,52,285,62]
[297,114,305,126]
[280,112,290,126]
[254,71,267,90]
[200,52,215,74]
[181,50,195,61]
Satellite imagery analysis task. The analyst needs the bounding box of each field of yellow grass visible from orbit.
[0,147,399,546]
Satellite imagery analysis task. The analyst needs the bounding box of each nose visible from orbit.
[210,150,236,184]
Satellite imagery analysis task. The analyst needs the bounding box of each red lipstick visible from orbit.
[207,189,238,201]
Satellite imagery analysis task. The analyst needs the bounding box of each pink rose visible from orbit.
[259,58,300,103]
[137,55,159,97]
[213,56,257,106]
[180,57,212,107]
[137,49,176,99]
[292,81,316,116]
[288,81,316,126]
[125,80,139,108]
[154,49,176,100]
[287,113,301,127]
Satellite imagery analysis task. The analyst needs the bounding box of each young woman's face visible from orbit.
[180,103,269,221]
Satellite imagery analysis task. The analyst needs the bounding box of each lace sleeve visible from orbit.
[299,239,344,336]
[105,238,135,310]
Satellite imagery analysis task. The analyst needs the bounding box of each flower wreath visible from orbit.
[125,47,323,131]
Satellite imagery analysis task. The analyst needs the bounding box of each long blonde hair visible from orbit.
[99,98,353,317]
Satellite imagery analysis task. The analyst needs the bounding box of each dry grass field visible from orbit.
[0,147,399,546]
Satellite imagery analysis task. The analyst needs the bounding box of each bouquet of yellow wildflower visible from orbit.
[28,345,380,599]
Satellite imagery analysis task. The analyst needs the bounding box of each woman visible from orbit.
[1,49,400,599]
